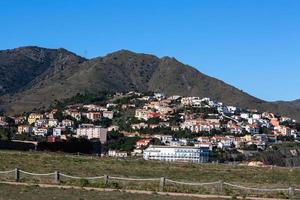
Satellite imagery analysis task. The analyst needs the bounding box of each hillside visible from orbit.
[0,46,86,95]
[261,143,300,167]
[0,46,300,120]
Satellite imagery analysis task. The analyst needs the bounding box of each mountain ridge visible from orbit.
[0,46,299,120]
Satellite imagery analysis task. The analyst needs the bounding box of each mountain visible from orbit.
[0,46,86,95]
[0,46,299,120]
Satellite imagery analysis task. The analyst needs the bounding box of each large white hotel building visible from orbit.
[143,145,209,163]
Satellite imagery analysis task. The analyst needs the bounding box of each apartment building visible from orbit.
[143,145,209,163]
[76,124,107,143]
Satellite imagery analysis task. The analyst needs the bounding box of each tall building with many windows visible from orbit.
[143,145,209,163]
[76,124,107,144]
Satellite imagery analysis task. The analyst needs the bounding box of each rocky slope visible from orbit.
[0,46,299,120]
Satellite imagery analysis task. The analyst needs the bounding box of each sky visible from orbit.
[0,0,299,101]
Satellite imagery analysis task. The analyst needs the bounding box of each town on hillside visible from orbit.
[0,91,299,166]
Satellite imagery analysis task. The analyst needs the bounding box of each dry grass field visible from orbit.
[0,150,299,199]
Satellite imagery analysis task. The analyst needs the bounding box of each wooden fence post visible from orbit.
[54,171,60,183]
[103,175,109,185]
[288,187,294,197]
[15,168,20,182]
[218,180,223,193]
[160,177,165,191]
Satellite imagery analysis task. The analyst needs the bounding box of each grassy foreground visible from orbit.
[0,184,215,200]
[0,150,299,198]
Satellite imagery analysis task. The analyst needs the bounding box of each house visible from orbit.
[215,137,234,149]
[253,134,268,142]
[121,104,136,109]
[17,125,32,134]
[108,125,119,132]
[28,113,44,124]
[159,122,170,128]
[245,124,260,135]
[147,112,160,120]
[262,112,275,119]
[48,119,58,127]
[181,97,203,108]
[0,116,5,123]
[227,106,238,113]
[62,119,74,127]
[53,127,66,136]
[76,125,107,143]
[243,135,252,142]
[108,150,128,157]
[35,119,48,127]
[103,111,114,119]
[168,95,181,100]
[240,113,250,119]
[158,107,174,115]
[131,123,148,130]
[0,121,8,127]
[270,118,280,127]
[47,135,59,143]
[248,118,259,125]
[194,142,213,151]
[274,125,292,136]
[64,109,81,121]
[106,103,118,108]
[171,126,180,131]
[181,119,220,133]
[153,135,173,144]
[149,124,159,129]
[135,109,148,120]
[252,114,261,120]
[153,92,165,100]
[197,136,210,143]
[280,116,292,123]
[228,124,243,134]
[86,112,102,121]
[13,116,26,125]
[33,127,48,136]
[48,109,58,119]
[131,148,143,156]
[169,140,184,146]
[83,104,106,111]
[136,139,152,148]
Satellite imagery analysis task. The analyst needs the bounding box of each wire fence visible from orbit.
[0,168,299,197]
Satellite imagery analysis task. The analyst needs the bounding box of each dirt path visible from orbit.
[0,181,285,200]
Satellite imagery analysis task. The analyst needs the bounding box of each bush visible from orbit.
[79,179,90,187]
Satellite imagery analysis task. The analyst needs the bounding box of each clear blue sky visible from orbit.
[0,0,299,101]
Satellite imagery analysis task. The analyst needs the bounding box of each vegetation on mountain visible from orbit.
[1,46,300,121]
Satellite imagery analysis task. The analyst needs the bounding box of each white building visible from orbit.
[252,114,262,120]
[76,125,107,143]
[143,145,209,163]
[17,125,32,134]
[240,113,250,119]
[245,124,260,135]
[48,119,58,127]
[108,150,128,157]
[103,111,114,119]
[153,135,173,144]
[33,127,48,136]
[181,119,220,133]
[62,119,74,127]
[53,127,65,136]
[85,112,102,121]
[35,119,48,127]
[181,97,203,108]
